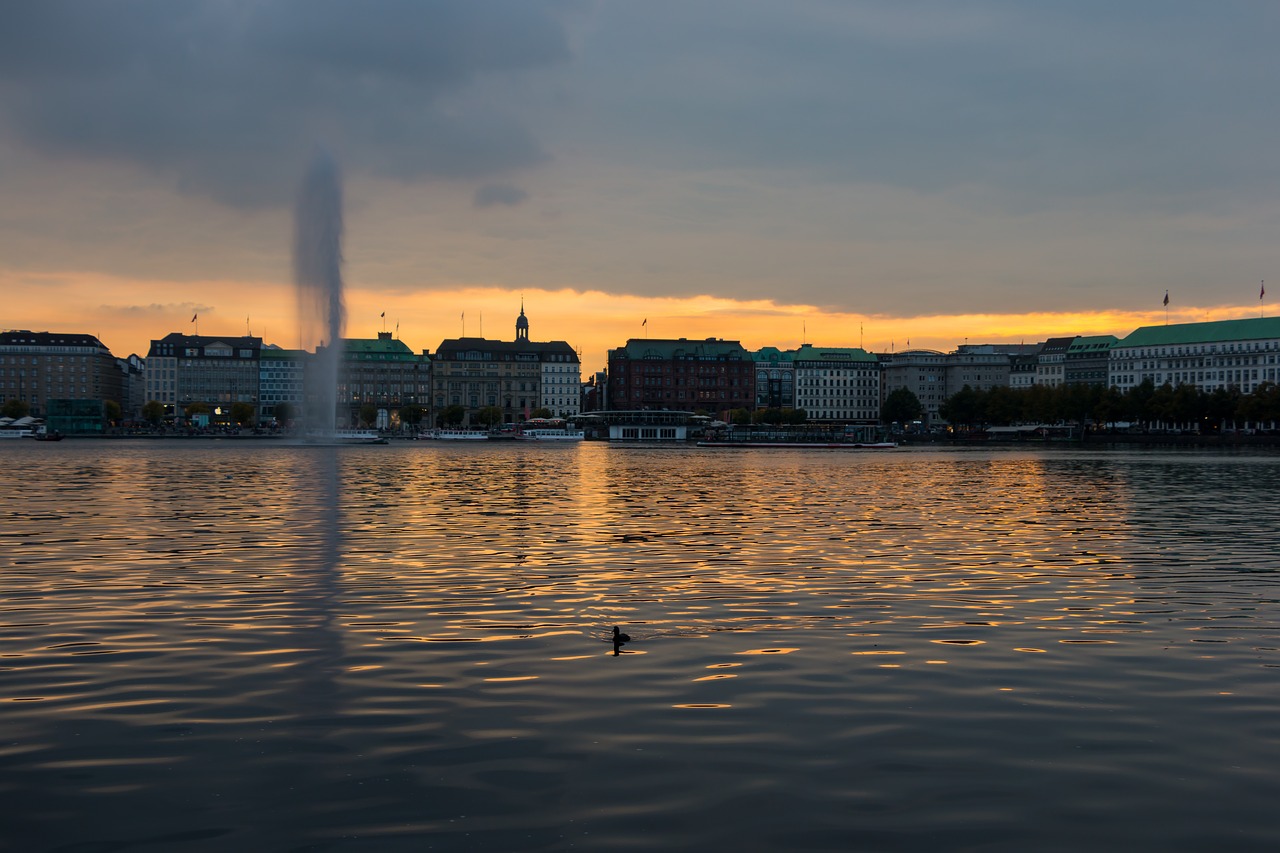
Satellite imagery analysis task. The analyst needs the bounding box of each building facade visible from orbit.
[792,345,880,423]
[119,353,147,421]
[433,309,578,425]
[606,338,755,417]
[146,333,262,422]
[333,332,431,427]
[1108,318,1280,394]
[751,347,796,410]
[944,345,1015,399]
[1009,350,1039,390]
[259,346,307,422]
[878,350,949,425]
[0,331,124,422]
[1035,337,1075,387]
[1064,335,1117,386]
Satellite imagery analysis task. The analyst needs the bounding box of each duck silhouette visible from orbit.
[611,626,632,656]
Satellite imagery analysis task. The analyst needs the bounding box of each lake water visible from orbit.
[3,441,1279,851]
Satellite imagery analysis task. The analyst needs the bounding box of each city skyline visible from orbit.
[2,285,1268,373]
[2,2,1276,371]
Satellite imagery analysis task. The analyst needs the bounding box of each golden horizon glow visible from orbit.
[3,267,1272,372]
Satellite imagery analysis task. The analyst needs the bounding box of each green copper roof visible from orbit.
[342,336,421,361]
[614,338,748,359]
[751,347,794,364]
[1066,335,1117,354]
[791,345,876,363]
[1117,317,1280,348]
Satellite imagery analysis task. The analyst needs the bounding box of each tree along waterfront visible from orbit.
[938,378,1280,435]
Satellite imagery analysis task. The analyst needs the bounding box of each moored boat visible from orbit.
[697,425,895,449]
[304,429,388,445]
[419,428,491,441]
[514,418,584,441]
[697,439,895,449]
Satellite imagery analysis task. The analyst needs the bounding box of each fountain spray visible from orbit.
[294,150,347,433]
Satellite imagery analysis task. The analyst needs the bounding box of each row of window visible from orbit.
[619,427,680,439]
[1114,369,1276,386]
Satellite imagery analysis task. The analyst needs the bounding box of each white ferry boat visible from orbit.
[696,425,895,450]
[514,419,584,441]
[419,428,491,441]
[696,438,895,449]
[304,429,389,445]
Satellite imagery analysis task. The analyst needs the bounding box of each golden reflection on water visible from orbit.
[3,443,1280,727]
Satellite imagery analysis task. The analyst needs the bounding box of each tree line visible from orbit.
[924,379,1280,432]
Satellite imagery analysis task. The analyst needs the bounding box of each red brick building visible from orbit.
[606,338,754,417]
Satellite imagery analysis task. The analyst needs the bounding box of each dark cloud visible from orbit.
[100,303,211,316]
[0,1,578,208]
[565,0,1280,205]
[474,184,529,208]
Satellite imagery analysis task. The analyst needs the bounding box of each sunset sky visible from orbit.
[2,1,1276,371]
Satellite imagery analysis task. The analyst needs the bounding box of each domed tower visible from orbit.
[515,300,529,342]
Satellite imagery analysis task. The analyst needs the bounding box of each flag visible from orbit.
[380,311,385,318]
[642,318,647,326]
[1163,290,1169,307]
[1261,281,1266,300]
[191,313,197,323]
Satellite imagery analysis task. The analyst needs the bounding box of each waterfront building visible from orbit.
[751,347,796,410]
[575,409,698,441]
[606,337,754,418]
[530,319,582,420]
[1108,317,1280,394]
[539,349,582,419]
[945,344,1015,399]
[1064,335,1117,386]
[0,331,125,426]
[792,345,880,423]
[118,353,147,421]
[331,332,431,428]
[146,333,262,423]
[258,345,307,422]
[433,307,578,425]
[1035,337,1075,387]
[581,371,607,413]
[878,350,949,425]
[1009,349,1039,390]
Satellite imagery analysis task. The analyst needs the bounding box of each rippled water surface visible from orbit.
[3,441,1279,851]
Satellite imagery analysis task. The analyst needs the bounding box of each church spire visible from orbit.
[515,298,529,342]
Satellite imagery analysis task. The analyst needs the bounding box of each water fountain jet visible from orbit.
[294,150,347,435]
